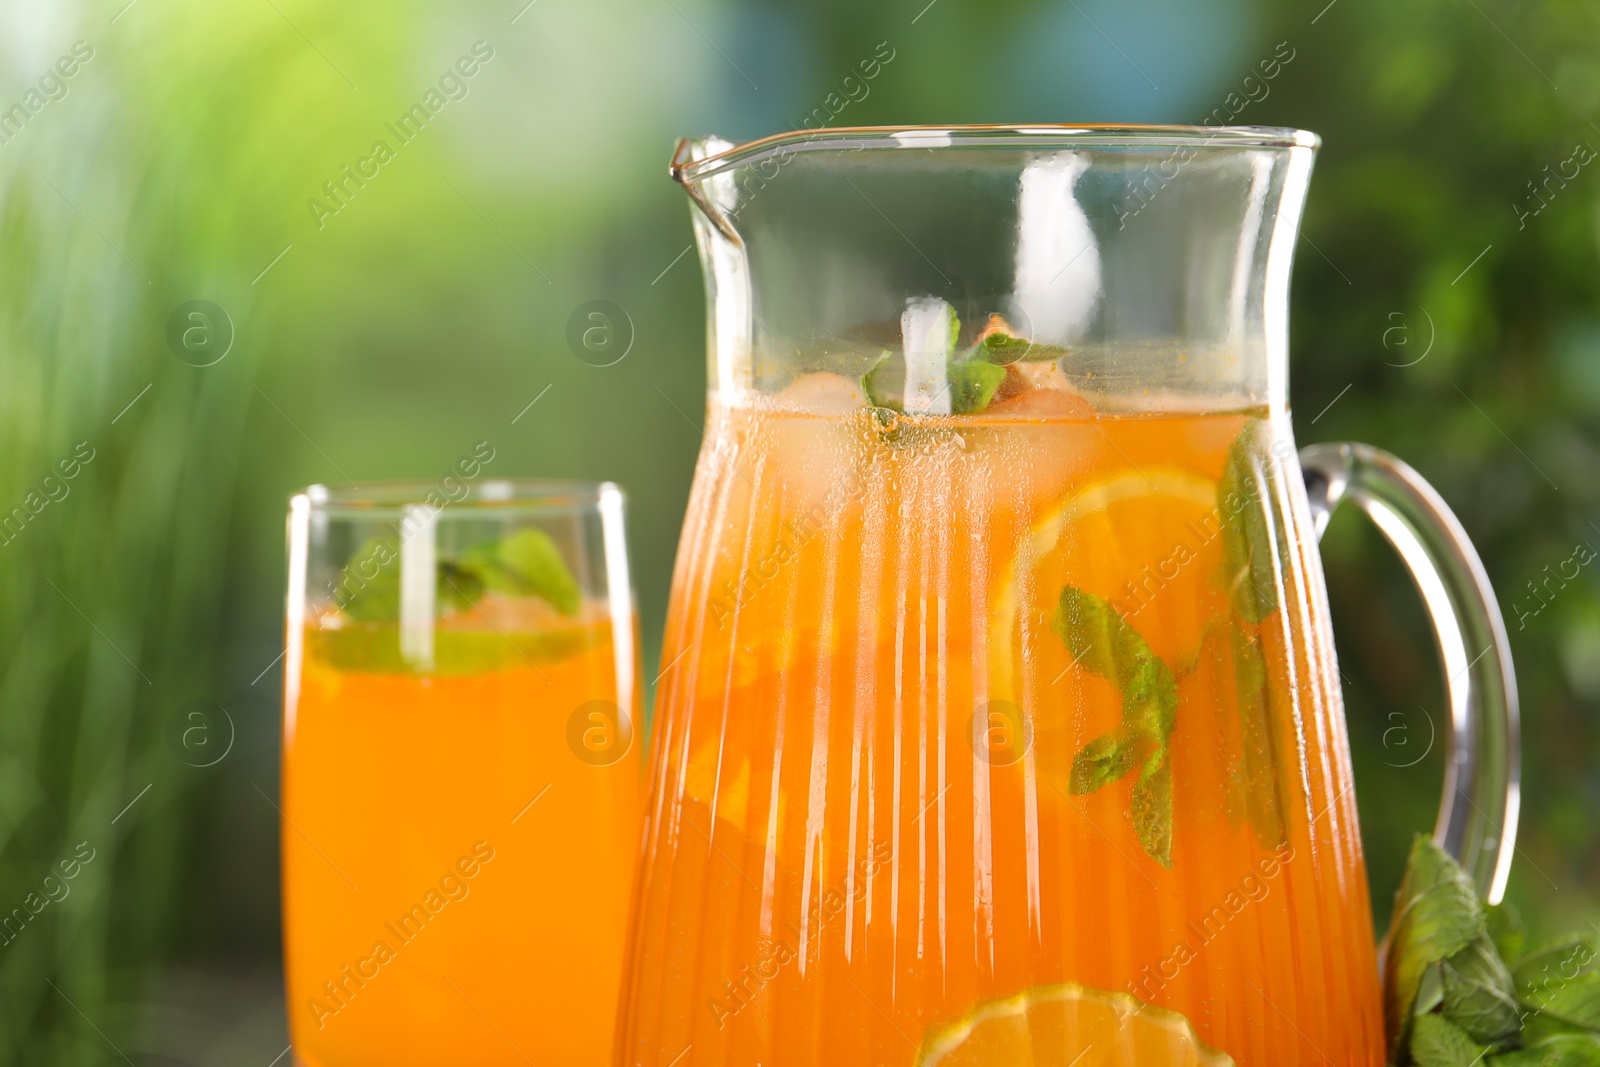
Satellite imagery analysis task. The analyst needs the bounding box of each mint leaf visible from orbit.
[1054,586,1178,867]
[1131,760,1174,868]
[1522,971,1600,1034]
[1230,625,1288,850]
[1488,901,1530,965]
[948,358,1006,415]
[1514,934,1599,999]
[1386,835,1486,1058]
[339,537,401,622]
[1490,1033,1600,1066]
[1412,1013,1491,1067]
[858,310,1069,416]
[463,528,581,616]
[337,528,581,623]
[1069,733,1141,793]
[437,558,485,615]
[862,349,901,411]
[1523,1017,1600,1049]
[1217,421,1291,853]
[1441,935,1522,1046]
[339,537,496,621]
[973,328,1035,365]
[963,314,1068,365]
[1516,938,1600,1040]
[1219,420,1279,624]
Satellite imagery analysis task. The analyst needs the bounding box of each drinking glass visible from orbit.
[281,478,640,1066]
[617,126,1518,1066]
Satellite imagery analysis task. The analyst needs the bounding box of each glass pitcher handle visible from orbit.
[1299,442,1521,902]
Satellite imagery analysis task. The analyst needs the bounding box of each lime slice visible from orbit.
[988,467,1220,702]
[918,984,1233,1067]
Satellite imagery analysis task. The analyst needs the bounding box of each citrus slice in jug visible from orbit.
[988,466,1221,702]
[917,984,1233,1067]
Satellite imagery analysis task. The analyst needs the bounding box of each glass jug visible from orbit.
[619,126,1519,1066]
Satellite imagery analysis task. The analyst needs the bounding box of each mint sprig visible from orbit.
[1054,586,1178,867]
[461,528,581,616]
[1386,835,1600,1065]
[339,538,402,622]
[1219,421,1279,624]
[1386,834,1488,1054]
[1218,420,1290,852]
[338,528,580,622]
[858,310,1066,415]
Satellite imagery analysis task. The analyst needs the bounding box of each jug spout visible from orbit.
[670,136,743,245]
[671,134,754,399]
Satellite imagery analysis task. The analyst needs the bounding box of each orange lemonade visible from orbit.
[619,384,1385,1065]
[283,594,640,1067]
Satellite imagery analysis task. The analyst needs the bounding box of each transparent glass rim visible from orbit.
[672,124,1321,182]
[295,478,619,518]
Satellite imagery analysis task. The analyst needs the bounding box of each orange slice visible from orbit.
[682,743,753,832]
[918,984,1234,1067]
[988,467,1220,702]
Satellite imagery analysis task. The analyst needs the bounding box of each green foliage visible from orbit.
[1439,937,1521,1045]
[1387,836,1490,1055]
[1387,837,1600,1064]
[1412,1013,1491,1067]
[0,1,668,1059]
[1492,1034,1600,1067]
[0,2,374,1058]
[1488,901,1531,964]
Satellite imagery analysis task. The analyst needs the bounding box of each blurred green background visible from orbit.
[0,0,1597,1060]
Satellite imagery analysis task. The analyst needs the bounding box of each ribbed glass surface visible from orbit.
[617,398,1384,1067]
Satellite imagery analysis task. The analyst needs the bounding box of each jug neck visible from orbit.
[673,125,1317,418]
